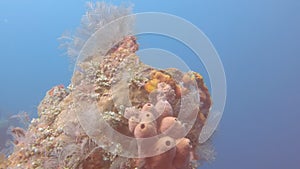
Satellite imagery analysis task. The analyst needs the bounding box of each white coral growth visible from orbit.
[59,2,133,59]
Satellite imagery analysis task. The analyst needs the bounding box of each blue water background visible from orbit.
[0,0,299,168]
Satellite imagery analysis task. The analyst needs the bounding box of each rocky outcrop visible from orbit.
[2,36,212,169]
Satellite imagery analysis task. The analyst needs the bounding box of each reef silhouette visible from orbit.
[1,2,215,169]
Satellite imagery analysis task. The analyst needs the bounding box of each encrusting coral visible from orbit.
[0,36,213,169]
[0,2,215,169]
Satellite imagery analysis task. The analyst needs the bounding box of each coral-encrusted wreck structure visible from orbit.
[1,2,214,169]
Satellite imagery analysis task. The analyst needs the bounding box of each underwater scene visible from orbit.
[1,1,300,169]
